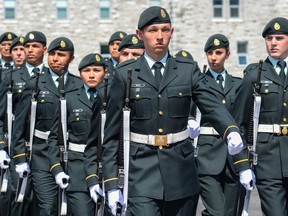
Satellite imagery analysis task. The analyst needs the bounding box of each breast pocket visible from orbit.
[259,83,279,112]
[167,85,192,118]
[130,87,152,119]
[37,94,55,119]
[69,112,90,135]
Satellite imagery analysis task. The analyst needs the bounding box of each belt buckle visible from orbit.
[154,135,168,149]
[278,126,288,136]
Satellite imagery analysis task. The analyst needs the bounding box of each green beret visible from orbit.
[138,6,171,30]
[48,37,74,52]
[204,34,229,52]
[108,31,127,45]
[175,50,193,60]
[118,34,145,51]
[9,36,25,53]
[23,31,46,46]
[78,53,106,71]
[0,32,17,43]
[262,17,288,38]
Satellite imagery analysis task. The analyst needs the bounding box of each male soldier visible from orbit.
[118,34,145,63]
[100,6,253,216]
[194,34,254,216]
[13,37,82,216]
[0,32,17,69]
[106,31,127,77]
[10,36,26,69]
[233,17,288,216]
[0,30,48,216]
[49,53,107,216]
[175,50,194,60]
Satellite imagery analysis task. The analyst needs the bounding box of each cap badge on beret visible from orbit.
[132,36,138,45]
[7,33,12,40]
[29,33,35,40]
[120,33,124,39]
[95,54,101,62]
[161,9,166,18]
[60,40,66,48]
[182,51,187,57]
[213,38,220,46]
[19,36,24,43]
[274,22,281,31]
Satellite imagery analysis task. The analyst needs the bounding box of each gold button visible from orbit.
[158,94,162,99]
[18,89,22,93]
[284,102,287,107]
[265,89,269,93]
[283,118,287,122]
[284,89,287,93]
[159,111,163,116]
[135,94,140,99]
[158,128,163,133]
[76,117,80,121]
[178,92,183,97]
[41,99,44,103]
[222,99,226,104]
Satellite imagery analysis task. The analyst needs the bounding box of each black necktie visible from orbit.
[32,67,40,76]
[278,60,286,86]
[216,74,224,90]
[88,88,97,103]
[4,62,11,69]
[153,62,163,88]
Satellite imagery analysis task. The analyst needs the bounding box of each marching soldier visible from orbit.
[12,36,82,215]
[195,34,254,216]
[48,53,107,216]
[0,32,17,69]
[118,34,145,63]
[233,17,288,216]
[0,30,48,216]
[101,6,251,216]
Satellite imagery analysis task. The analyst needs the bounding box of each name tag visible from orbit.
[132,84,145,88]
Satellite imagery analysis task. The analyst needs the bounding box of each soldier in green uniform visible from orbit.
[118,34,145,63]
[0,30,48,216]
[194,34,254,216]
[100,6,251,216]
[49,53,107,215]
[13,36,82,216]
[233,17,288,216]
[0,32,17,69]
[10,36,26,69]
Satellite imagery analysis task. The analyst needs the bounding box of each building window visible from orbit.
[4,0,16,19]
[150,0,161,6]
[237,41,248,66]
[230,0,239,18]
[100,0,110,19]
[56,0,68,19]
[100,44,110,59]
[213,0,223,18]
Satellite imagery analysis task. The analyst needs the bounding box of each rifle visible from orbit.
[117,68,132,216]
[0,66,13,194]
[15,69,40,202]
[58,67,68,216]
[237,60,263,216]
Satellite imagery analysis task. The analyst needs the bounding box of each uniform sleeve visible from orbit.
[0,74,9,149]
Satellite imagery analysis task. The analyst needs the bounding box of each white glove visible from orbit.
[89,184,104,203]
[15,162,30,178]
[227,132,243,155]
[108,189,124,216]
[0,150,10,169]
[55,172,70,189]
[187,119,200,139]
[240,169,256,191]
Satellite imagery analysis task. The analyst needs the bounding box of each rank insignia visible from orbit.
[214,38,220,46]
[60,40,66,48]
[29,33,35,40]
[182,51,187,57]
[19,36,24,43]
[95,54,101,62]
[7,33,12,40]
[120,33,124,38]
[161,9,166,18]
[132,36,138,44]
[274,22,280,31]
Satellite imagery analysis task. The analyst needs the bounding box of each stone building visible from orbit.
[0,0,287,77]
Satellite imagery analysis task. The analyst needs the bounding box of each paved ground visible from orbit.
[196,188,262,215]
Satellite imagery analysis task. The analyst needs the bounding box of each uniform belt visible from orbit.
[130,129,189,147]
[200,127,219,135]
[68,142,86,153]
[34,129,50,140]
[258,124,288,135]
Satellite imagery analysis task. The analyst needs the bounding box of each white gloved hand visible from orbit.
[89,184,104,203]
[108,189,124,216]
[15,162,30,178]
[187,119,200,139]
[240,169,256,191]
[227,132,243,155]
[55,172,70,189]
[0,150,10,169]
